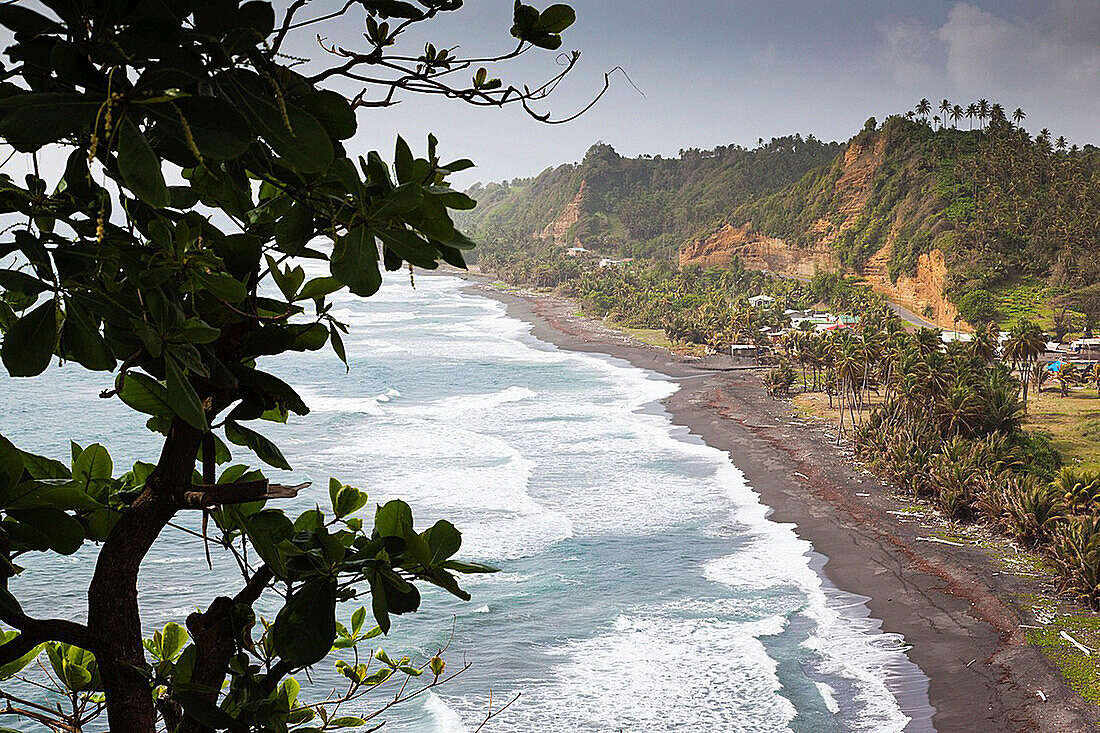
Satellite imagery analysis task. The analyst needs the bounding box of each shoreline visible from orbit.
[465,278,1099,732]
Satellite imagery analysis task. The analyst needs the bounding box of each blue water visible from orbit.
[1,274,933,731]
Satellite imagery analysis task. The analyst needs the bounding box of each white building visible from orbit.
[748,295,775,308]
[565,246,588,257]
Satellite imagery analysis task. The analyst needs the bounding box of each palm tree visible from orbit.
[951,104,963,128]
[939,99,951,127]
[1012,107,1026,128]
[970,324,998,363]
[916,98,932,122]
[1003,321,1046,409]
[966,103,978,130]
[977,99,990,129]
[1057,362,1079,397]
[939,381,980,437]
[1056,135,1067,152]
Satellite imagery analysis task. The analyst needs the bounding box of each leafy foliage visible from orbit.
[0,0,577,730]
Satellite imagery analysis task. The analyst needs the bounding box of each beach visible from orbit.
[471,280,1100,732]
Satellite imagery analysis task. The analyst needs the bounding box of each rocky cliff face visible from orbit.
[679,223,840,276]
[535,180,586,247]
[679,133,964,329]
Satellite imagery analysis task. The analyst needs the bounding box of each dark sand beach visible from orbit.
[471,281,1100,732]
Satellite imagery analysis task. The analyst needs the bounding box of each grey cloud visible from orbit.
[938,1,1100,91]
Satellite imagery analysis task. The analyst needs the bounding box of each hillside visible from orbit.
[459,136,843,261]
[698,114,1100,330]
[463,111,1100,333]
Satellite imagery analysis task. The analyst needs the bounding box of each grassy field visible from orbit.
[987,277,1088,333]
[602,317,709,356]
[1025,388,1100,472]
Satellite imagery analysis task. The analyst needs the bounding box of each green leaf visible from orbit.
[155,96,251,161]
[394,136,415,183]
[422,520,461,566]
[193,270,247,303]
[161,622,188,661]
[329,324,347,369]
[442,560,499,574]
[243,509,294,578]
[117,117,169,208]
[0,629,43,680]
[61,297,115,371]
[0,435,22,492]
[374,500,414,543]
[297,277,343,302]
[18,450,69,480]
[271,577,337,667]
[330,227,381,297]
[274,201,313,255]
[298,89,357,141]
[219,69,333,174]
[117,372,174,418]
[0,5,62,34]
[330,482,368,519]
[537,4,576,33]
[72,443,112,486]
[1,298,57,377]
[0,93,99,152]
[176,691,244,730]
[165,356,208,430]
[225,421,291,471]
[0,270,47,298]
[8,507,84,555]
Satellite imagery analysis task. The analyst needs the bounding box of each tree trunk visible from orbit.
[88,419,201,732]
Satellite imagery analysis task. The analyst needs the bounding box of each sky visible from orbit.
[279,0,1100,187]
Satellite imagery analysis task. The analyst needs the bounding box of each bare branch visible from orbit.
[179,481,310,509]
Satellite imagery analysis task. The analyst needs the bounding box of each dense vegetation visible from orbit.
[461,135,842,260]
[735,102,1100,332]
[468,99,1100,334]
[773,318,1100,605]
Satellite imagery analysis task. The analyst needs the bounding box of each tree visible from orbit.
[1003,321,1046,409]
[0,1,585,731]
[1013,107,1026,128]
[939,99,951,128]
[916,98,931,123]
[966,102,978,130]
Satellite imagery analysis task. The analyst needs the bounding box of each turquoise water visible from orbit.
[1,274,933,731]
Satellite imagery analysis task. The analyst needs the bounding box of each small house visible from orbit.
[730,344,757,359]
[565,246,588,258]
[748,295,775,308]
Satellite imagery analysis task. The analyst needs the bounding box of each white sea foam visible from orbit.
[443,611,796,732]
[290,276,926,730]
[296,386,401,415]
[412,385,537,417]
[421,692,470,733]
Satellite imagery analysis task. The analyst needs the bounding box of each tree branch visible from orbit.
[179,481,310,509]
[0,616,95,667]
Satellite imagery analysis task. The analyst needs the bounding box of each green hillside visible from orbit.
[461,105,1100,334]
[460,135,843,260]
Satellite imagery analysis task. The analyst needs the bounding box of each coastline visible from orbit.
[465,278,1100,732]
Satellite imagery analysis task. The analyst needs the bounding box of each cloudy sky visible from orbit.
[289,0,1100,186]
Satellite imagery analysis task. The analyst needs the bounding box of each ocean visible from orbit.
[1,274,933,731]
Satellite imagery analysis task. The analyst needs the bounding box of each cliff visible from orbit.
[535,180,585,246]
